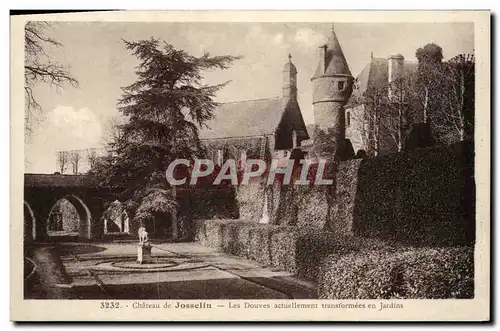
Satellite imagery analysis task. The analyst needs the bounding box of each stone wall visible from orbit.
[219,140,474,246]
[345,104,366,154]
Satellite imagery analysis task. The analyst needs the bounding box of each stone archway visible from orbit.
[23,201,36,243]
[47,195,93,240]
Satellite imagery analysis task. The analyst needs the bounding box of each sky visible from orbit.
[24,22,474,173]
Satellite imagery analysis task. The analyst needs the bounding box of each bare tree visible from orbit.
[69,150,82,175]
[102,115,124,144]
[350,83,389,156]
[436,53,475,142]
[86,148,98,170]
[56,151,69,174]
[387,76,418,151]
[101,115,126,157]
[24,21,79,136]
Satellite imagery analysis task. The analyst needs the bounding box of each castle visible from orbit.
[199,26,357,168]
[198,54,310,168]
[199,26,420,168]
[345,54,418,156]
[43,24,474,245]
[57,26,413,175]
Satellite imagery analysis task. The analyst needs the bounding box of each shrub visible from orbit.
[318,246,474,299]
[270,228,298,273]
[195,220,301,270]
[247,225,271,265]
[295,230,390,281]
[295,187,329,231]
[195,220,395,281]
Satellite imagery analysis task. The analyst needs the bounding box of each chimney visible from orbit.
[318,45,327,74]
[388,54,405,84]
[388,54,405,102]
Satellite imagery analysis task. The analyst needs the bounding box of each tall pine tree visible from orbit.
[92,38,240,219]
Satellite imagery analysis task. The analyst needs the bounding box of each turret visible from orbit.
[282,53,297,107]
[311,25,354,160]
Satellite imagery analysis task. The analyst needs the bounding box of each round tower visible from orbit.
[311,26,354,160]
[282,53,297,107]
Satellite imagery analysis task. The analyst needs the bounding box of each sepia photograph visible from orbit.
[11,10,490,321]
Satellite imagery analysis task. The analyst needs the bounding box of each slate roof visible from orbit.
[313,28,352,78]
[199,97,290,140]
[283,59,297,74]
[346,57,418,108]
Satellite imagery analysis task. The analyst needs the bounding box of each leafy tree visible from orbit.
[91,38,240,223]
[415,43,444,124]
[24,22,78,136]
[414,44,475,144]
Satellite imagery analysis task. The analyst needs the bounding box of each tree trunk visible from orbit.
[373,109,379,156]
[458,70,466,141]
[172,186,178,240]
[423,86,429,124]
[397,100,404,152]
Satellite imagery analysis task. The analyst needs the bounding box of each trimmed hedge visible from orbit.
[295,231,391,280]
[318,246,474,299]
[347,141,475,246]
[196,219,297,268]
[195,219,391,281]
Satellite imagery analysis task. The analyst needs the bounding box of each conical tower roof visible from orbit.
[313,26,352,78]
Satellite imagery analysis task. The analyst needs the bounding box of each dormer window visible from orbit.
[338,81,345,90]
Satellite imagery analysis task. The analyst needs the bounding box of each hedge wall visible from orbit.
[318,246,474,299]
[196,220,474,299]
[337,141,475,246]
[236,184,265,221]
[195,219,391,280]
[254,141,475,246]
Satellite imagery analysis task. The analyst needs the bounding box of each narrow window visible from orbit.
[346,111,351,127]
[338,81,345,90]
[216,149,223,167]
[239,150,247,170]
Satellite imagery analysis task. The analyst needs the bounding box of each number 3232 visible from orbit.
[100,302,121,309]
